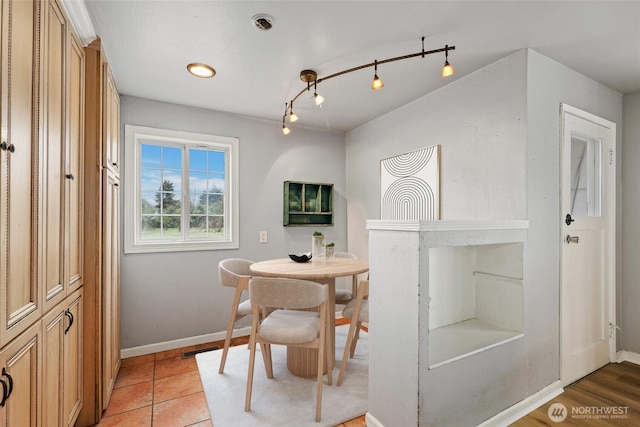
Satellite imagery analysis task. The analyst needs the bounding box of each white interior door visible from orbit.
[560,104,616,386]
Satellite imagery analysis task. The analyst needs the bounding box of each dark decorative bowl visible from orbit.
[289,252,312,263]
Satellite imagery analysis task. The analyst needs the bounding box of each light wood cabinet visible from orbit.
[0,0,42,347]
[78,38,121,426]
[1,1,86,426]
[43,289,83,427]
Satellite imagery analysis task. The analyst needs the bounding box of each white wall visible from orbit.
[621,91,640,352]
[346,49,623,426]
[346,51,528,260]
[119,96,347,349]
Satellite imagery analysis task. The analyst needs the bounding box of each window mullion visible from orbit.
[182,144,190,241]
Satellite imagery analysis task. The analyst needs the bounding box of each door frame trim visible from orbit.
[559,103,617,384]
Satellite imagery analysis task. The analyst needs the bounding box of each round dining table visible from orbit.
[250,257,369,378]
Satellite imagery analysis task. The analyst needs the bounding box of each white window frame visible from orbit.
[124,124,239,253]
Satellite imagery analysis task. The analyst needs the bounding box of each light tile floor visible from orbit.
[94,318,366,426]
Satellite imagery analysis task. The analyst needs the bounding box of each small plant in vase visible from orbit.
[325,242,335,260]
[312,231,325,262]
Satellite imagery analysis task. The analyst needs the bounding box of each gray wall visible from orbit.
[621,91,640,352]
[345,49,623,426]
[119,96,347,349]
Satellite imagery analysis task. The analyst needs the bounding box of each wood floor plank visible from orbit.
[511,362,640,426]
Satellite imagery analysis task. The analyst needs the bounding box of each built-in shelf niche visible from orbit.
[429,242,524,368]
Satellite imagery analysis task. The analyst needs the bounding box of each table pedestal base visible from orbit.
[287,347,329,378]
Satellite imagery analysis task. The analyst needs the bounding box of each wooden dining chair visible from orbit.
[218,258,255,374]
[245,277,331,422]
[337,279,369,386]
[334,252,359,305]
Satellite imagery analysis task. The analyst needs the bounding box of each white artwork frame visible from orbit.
[380,144,441,220]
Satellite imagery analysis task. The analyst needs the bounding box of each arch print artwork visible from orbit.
[380,145,440,220]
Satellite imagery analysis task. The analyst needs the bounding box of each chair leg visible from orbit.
[259,343,274,379]
[337,316,359,386]
[316,334,326,421]
[350,321,363,358]
[219,289,243,373]
[245,333,257,412]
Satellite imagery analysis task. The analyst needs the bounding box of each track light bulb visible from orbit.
[441,61,455,77]
[372,74,384,90]
[371,60,384,90]
[282,115,291,135]
[441,45,455,77]
[313,83,324,106]
[289,111,299,122]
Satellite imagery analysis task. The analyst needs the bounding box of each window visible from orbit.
[124,125,239,253]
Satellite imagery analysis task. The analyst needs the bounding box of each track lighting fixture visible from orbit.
[371,60,384,90]
[281,38,455,134]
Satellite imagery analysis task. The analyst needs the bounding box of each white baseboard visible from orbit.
[477,380,563,427]
[365,412,384,427]
[120,326,251,359]
[616,350,640,365]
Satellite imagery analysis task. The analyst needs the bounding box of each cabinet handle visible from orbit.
[1,142,15,153]
[65,173,75,180]
[64,309,74,335]
[1,368,12,405]
[112,162,118,167]
[0,376,6,407]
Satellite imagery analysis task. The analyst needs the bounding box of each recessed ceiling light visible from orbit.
[187,63,216,78]
[251,13,275,31]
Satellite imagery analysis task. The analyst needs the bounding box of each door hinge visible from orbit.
[609,322,620,338]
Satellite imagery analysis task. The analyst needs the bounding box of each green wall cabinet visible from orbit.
[284,181,333,226]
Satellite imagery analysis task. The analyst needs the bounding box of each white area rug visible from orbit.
[196,325,368,426]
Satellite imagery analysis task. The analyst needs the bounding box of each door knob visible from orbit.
[565,214,575,226]
[566,235,579,244]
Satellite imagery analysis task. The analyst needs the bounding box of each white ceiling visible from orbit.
[78,1,640,132]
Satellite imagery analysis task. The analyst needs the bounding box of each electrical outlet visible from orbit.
[259,231,268,243]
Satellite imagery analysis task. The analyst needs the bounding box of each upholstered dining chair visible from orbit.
[245,277,331,422]
[334,252,359,305]
[337,279,369,386]
[218,258,254,374]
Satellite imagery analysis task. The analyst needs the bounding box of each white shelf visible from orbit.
[429,318,523,368]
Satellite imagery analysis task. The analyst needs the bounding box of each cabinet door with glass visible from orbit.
[283,181,333,226]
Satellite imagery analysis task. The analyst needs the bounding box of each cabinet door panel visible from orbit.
[0,322,41,427]
[0,0,41,346]
[103,67,120,173]
[42,289,83,427]
[66,28,85,293]
[102,172,121,407]
[43,304,66,427]
[42,0,67,310]
[63,290,83,427]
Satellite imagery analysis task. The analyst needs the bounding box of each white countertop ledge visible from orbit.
[366,219,529,231]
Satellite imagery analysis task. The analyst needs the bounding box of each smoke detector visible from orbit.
[251,14,275,31]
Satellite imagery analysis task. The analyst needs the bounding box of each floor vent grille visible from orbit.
[182,346,219,358]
